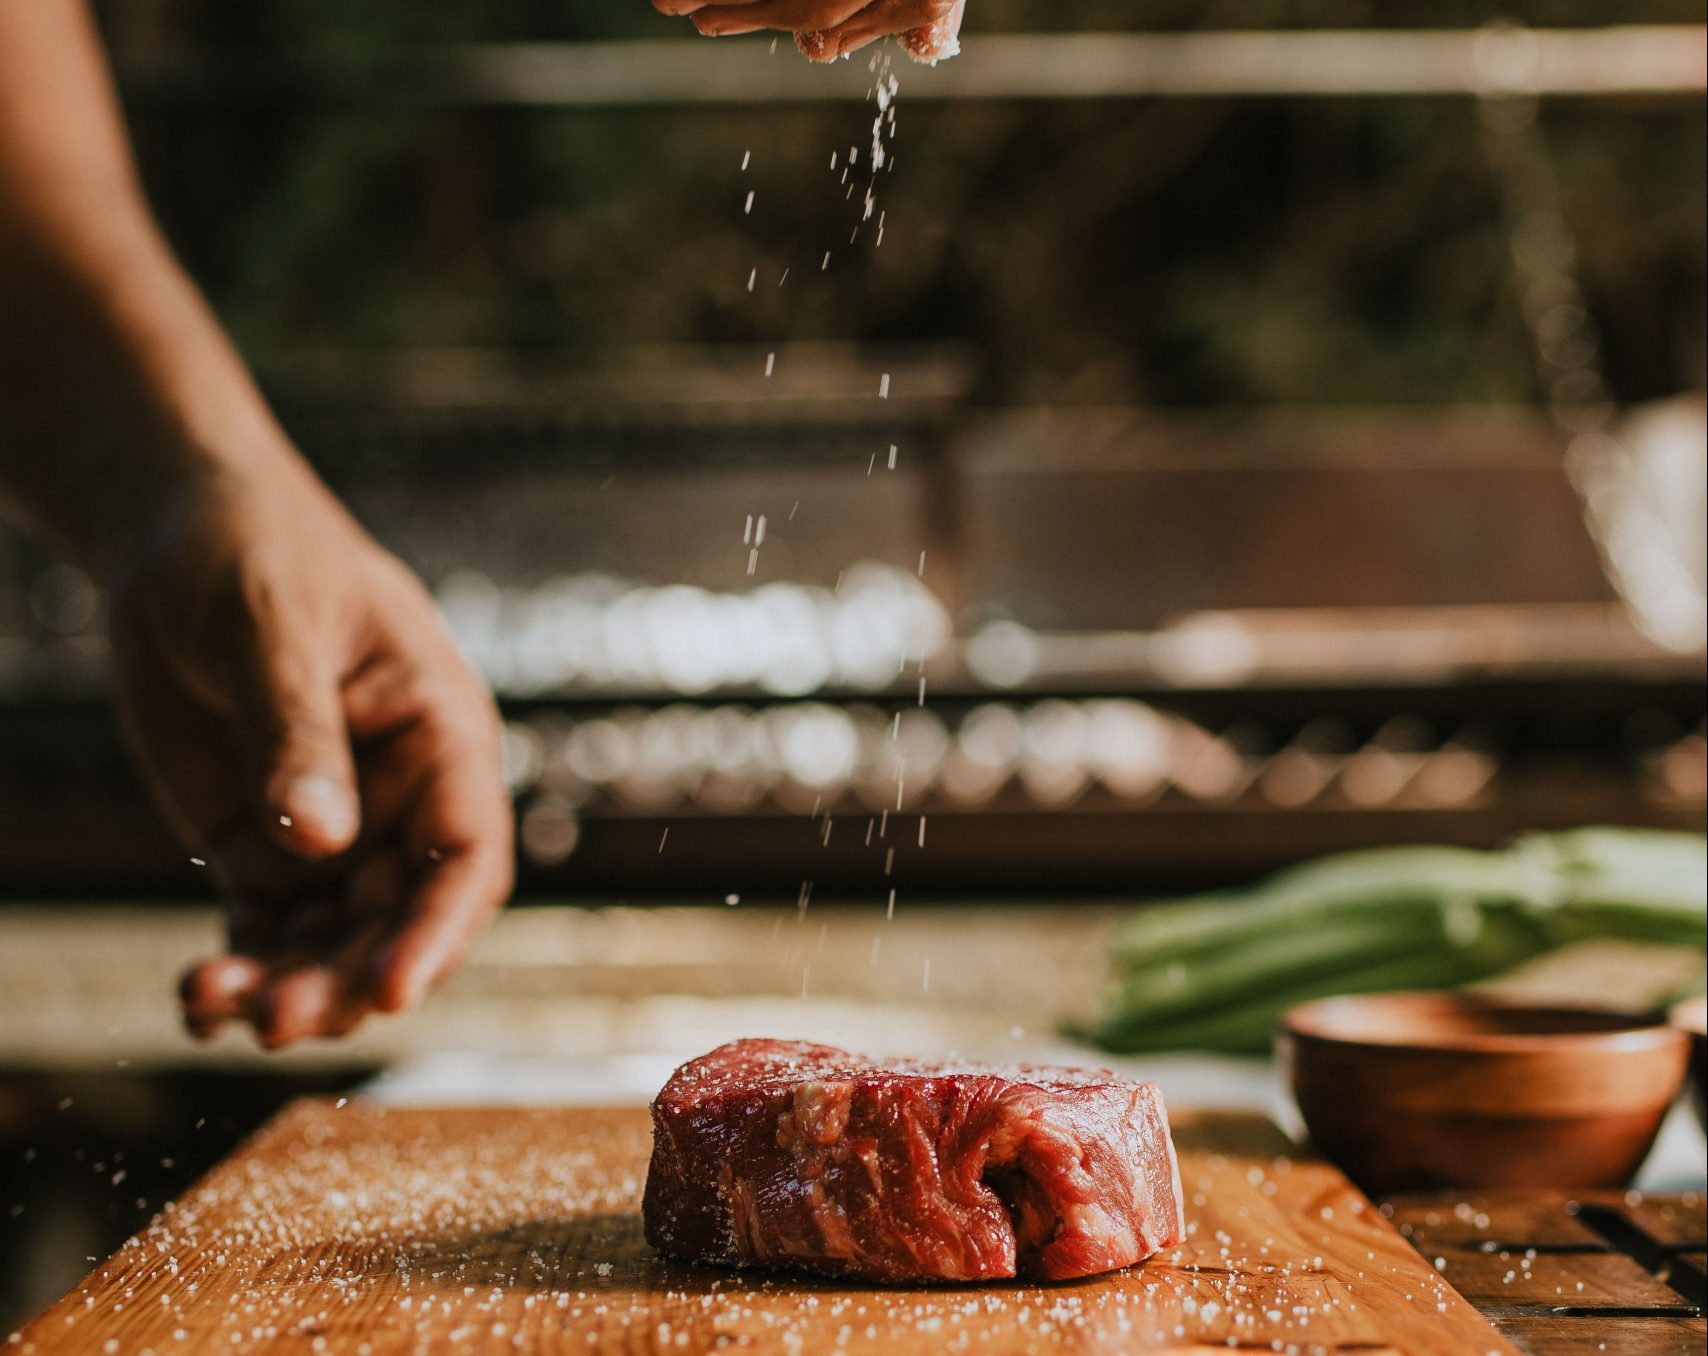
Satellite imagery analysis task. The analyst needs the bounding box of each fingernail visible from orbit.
[279,773,357,844]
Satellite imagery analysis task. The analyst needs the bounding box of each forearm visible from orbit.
[0,0,301,576]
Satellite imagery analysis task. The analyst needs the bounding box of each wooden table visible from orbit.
[1382,1189,1705,1356]
[11,1100,1703,1355]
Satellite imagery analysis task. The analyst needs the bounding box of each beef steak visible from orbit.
[642,1039,1185,1283]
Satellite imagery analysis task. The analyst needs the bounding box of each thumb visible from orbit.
[230,635,360,858]
[900,0,963,61]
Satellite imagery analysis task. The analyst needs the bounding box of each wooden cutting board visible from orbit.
[15,1101,1516,1355]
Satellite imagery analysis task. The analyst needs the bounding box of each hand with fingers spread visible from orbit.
[652,0,966,64]
[0,0,514,1047]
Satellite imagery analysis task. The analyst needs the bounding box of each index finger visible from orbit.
[370,837,513,1014]
[366,736,514,1013]
[689,1,868,36]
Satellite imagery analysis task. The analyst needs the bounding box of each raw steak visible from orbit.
[642,1039,1185,1283]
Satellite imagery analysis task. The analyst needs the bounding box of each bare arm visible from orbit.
[0,0,513,1047]
[0,0,283,566]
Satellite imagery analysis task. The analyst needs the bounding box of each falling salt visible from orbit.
[746,268,757,292]
[743,191,755,214]
[765,352,776,377]
[740,150,751,171]
[887,444,898,469]
[886,889,896,919]
[724,893,740,906]
[918,817,927,847]
[878,373,891,399]
[657,828,669,853]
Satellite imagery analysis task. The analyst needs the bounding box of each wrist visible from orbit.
[0,197,306,580]
[89,423,339,605]
[80,422,283,584]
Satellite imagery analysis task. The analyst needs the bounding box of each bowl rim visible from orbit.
[1670,993,1708,1037]
[1281,990,1688,1057]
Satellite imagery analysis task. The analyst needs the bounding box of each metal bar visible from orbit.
[117,26,1707,107]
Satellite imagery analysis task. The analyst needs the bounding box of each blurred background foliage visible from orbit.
[97,1,1706,408]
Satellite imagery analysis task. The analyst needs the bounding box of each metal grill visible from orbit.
[491,684,1704,895]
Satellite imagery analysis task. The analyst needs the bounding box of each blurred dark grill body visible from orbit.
[1,397,1700,902]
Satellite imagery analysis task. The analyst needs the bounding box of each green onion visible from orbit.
[1082,828,1706,1055]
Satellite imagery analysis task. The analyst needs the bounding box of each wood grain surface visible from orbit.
[13,1101,1516,1356]
[1383,1189,1706,1355]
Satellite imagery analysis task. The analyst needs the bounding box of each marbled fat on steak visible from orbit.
[642,1039,1186,1283]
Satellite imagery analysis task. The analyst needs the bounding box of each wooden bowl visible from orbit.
[1279,992,1690,1195]
[1670,994,1707,1130]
